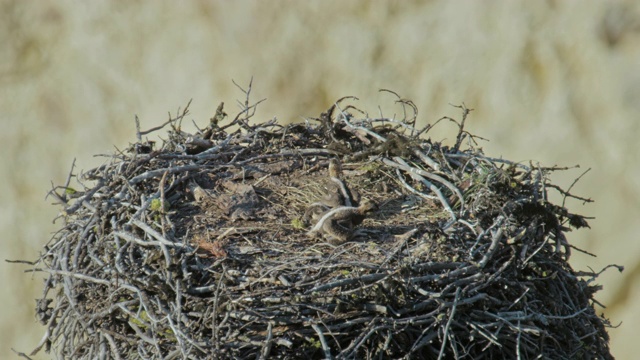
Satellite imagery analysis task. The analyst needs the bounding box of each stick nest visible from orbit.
[24,88,617,359]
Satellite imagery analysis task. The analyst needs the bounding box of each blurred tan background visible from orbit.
[2,1,639,358]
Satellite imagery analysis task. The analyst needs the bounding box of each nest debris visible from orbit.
[17,86,619,359]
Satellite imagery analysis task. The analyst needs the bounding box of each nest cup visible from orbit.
[21,88,616,359]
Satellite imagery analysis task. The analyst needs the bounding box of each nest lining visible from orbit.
[18,90,617,359]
